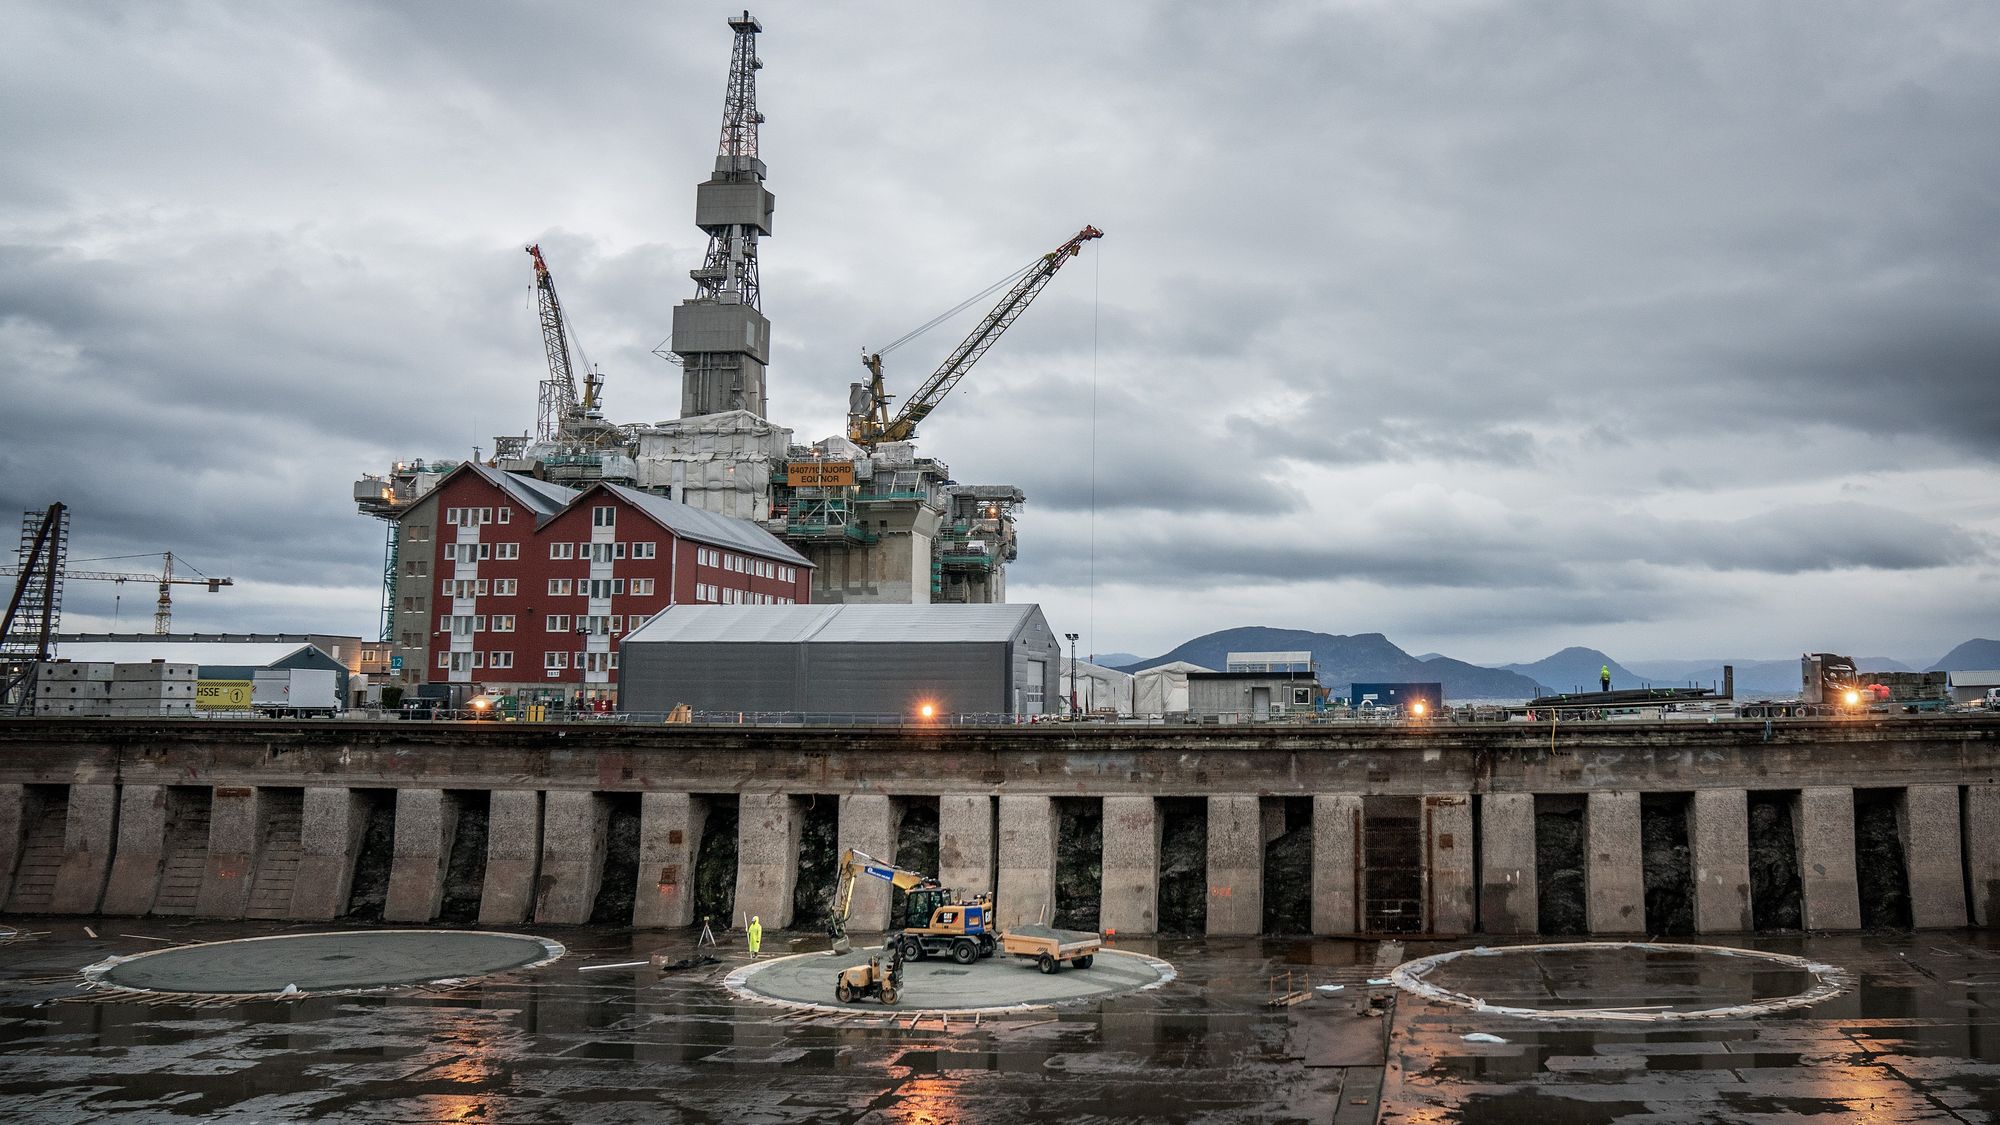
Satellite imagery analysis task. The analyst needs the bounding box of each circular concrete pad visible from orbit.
[84,930,565,995]
[1391,941,1848,1022]
[730,946,1173,1013]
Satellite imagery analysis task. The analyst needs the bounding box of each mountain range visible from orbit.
[1107,630,2000,701]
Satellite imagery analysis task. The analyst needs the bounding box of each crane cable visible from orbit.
[875,256,1040,357]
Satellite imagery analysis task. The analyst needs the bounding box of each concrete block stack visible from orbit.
[33,662,115,716]
[106,662,198,717]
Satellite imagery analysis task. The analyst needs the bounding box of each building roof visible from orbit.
[48,640,329,667]
[1132,661,1214,678]
[625,603,1044,646]
[604,483,811,566]
[469,461,577,520]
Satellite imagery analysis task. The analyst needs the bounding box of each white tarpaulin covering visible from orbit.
[1132,661,1212,717]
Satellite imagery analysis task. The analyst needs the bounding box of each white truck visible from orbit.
[253,668,341,716]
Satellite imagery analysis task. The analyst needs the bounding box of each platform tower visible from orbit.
[672,10,775,419]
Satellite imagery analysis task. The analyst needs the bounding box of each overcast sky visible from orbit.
[4,1,1997,666]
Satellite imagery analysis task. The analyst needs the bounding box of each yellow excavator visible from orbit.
[827,848,996,965]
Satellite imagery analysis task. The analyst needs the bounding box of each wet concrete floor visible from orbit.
[4,919,2000,1122]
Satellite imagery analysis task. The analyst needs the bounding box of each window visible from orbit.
[496,507,511,524]
[471,651,485,669]
[583,652,613,673]
[480,507,493,524]
[589,542,620,563]
[490,651,513,669]
[546,615,572,632]
[632,542,656,560]
[404,560,428,577]
[588,579,618,599]
[493,578,517,596]
[407,525,429,542]
[495,542,519,560]
[630,578,654,596]
[545,652,568,670]
[479,543,492,560]
[444,507,458,524]
[549,542,574,560]
[492,615,515,632]
[437,650,450,669]
[438,613,451,631]
[593,505,616,527]
[548,578,572,596]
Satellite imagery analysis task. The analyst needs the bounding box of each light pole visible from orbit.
[1065,633,1080,717]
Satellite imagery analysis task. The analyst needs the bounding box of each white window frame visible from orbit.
[549,542,574,560]
[630,578,654,596]
[492,615,515,632]
[491,651,513,669]
[493,578,517,596]
[546,615,571,632]
[545,651,568,670]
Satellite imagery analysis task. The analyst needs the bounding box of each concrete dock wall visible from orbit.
[4,716,2000,936]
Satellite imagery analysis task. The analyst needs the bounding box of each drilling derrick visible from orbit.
[672,10,775,419]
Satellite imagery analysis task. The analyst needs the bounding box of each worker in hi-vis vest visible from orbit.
[1600,665,1612,692]
[747,915,763,956]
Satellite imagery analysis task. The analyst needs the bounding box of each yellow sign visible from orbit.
[196,680,253,711]
[788,460,855,488]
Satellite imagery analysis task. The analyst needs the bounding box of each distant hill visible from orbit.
[1931,639,2000,672]
[1116,627,1547,699]
[1499,647,1643,694]
[1090,652,1141,669]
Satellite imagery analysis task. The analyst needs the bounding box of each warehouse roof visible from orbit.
[48,641,331,667]
[625,603,1044,645]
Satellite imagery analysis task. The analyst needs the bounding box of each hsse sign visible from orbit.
[196,680,253,711]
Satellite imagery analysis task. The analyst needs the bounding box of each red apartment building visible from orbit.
[388,462,811,703]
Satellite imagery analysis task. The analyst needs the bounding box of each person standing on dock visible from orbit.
[748,915,763,957]
[1600,665,1612,692]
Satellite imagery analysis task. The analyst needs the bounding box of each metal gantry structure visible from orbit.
[669,10,776,419]
[849,225,1103,449]
[0,504,68,713]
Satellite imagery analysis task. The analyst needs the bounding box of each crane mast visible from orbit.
[528,243,596,442]
[850,225,1102,448]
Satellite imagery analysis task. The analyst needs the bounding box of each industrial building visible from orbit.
[37,638,353,715]
[354,11,1076,651]
[385,461,809,703]
[619,603,1061,718]
[1060,658,1136,716]
[1132,661,1210,718]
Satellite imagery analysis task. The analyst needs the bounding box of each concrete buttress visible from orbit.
[1585,790,1645,934]
[1312,794,1361,934]
[635,792,705,929]
[1427,794,1475,935]
[1478,793,1537,934]
[1099,796,1159,935]
[938,795,994,900]
[0,785,22,894]
[996,795,1056,931]
[836,794,895,933]
[1968,786,2000,927]
[1795,787,1861,931]
[1206,795,1263,935]
[50,783,117,914]
[1690,788,1752,933]
[385,788,456,923]
[478,789,543,925]
[1903,785,1967,929]
[292,787,364,919]
[196,785,263,918]
[100,785,168,915]
[536,790,609,925]
[735,792,803,929]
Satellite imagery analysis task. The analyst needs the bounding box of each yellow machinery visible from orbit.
[827,848,996,964]
[834,942,904,1005]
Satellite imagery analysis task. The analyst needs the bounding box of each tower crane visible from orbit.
[526,243,608,444]
[0,551,232,635]
[848,225,1102,449]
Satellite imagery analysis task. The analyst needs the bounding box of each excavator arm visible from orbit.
[828,848,937,951]
[849,225,1101,448]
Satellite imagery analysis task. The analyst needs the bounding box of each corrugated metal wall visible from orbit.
[620,642,805,714]
[805,642,1006,715]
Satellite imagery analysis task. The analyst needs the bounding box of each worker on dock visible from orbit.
[1600,665,1612,692]
[748,915,763,957]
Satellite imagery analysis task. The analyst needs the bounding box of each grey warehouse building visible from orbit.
[620,603,1063,718]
